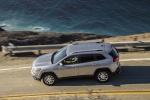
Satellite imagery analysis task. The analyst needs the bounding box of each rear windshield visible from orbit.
[109,47,118,58]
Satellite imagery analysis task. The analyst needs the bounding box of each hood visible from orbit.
[33,53,53,67]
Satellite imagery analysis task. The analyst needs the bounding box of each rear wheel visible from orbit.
[42,74,57,86]
[96,70,110,83]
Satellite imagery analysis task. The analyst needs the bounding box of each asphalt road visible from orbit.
[0,52,150,100]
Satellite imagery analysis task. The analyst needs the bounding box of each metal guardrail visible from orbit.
[111,41,150,47]
[1,44,68,55]
[1,41,150,55]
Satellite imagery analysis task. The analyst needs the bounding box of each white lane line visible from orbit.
[0,58,150,72]
[120,58,150,61]
[0,67,30,71]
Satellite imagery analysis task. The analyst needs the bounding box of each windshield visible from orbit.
[53,47,67,64]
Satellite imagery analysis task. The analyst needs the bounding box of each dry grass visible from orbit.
[74,33,150,43]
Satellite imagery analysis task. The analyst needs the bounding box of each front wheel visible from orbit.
[96,70,110,83]
[42,74,57,86]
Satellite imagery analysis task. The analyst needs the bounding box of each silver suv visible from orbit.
[31,42,121,86]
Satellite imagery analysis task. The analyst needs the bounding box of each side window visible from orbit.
[95,54,105,61]
[109,47,118,58]
[63,55,78,65]
[79,54,95,63]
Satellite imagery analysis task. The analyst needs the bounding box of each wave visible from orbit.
[0,0,150,36]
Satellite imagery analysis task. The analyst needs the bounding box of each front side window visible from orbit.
[79,54,95,63]
[63,55,78,65]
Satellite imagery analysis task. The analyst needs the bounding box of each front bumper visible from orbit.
[31,68,41,80]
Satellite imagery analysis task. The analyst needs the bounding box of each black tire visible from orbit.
[42,73,57,86]
[96,70,110,83]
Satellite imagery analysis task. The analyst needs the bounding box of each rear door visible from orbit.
[78,53,109,76]
[77,54,96,76]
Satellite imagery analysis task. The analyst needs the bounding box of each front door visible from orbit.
[57,55,78,78]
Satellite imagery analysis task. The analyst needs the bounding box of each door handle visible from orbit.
[92,63,96,65]
[72,66,76,68]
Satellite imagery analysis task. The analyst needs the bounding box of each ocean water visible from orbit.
[0,0,150,36]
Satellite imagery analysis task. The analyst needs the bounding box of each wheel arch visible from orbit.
[40,72,57,80]
[94,68,112,76]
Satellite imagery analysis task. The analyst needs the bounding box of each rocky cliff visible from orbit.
[0,31,111,50]
[0,27,5,31]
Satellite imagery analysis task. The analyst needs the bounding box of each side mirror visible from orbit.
[59,62,63,66]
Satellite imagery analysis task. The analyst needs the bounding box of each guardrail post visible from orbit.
[38,50,41,55]
[1,46,6,53]
[133,36,138,48]
[9,51,13,56]
[102,39,105,42]
[134,36,138,41]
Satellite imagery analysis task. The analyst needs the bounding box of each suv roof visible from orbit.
[66,42,112,55]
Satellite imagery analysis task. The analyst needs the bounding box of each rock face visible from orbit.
[0,31,111,50]
[0,27,5,31]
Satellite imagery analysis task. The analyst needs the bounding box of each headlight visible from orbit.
[35,68,41,72]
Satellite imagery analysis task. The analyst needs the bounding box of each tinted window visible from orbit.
[95,54,105,60]
[79,54,95,63]
[63,55,78,65]
[109,47,118,58]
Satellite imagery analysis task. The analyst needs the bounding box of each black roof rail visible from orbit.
[96,42,103,43]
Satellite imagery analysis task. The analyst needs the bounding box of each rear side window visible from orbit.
[109,47,118,58]
[95,54,105,61]
[78,54,105,63]
[79,54,95,63]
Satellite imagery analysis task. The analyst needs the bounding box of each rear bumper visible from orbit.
[112,65,121,75]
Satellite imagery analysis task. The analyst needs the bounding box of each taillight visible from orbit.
[113,57,119,62]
